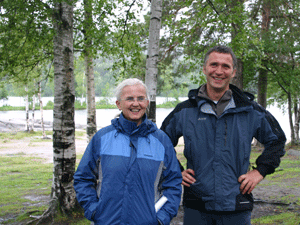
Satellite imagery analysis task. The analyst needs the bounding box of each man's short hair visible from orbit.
[203,45,237,69]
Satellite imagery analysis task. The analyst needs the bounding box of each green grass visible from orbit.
[0,130,53,140]
[0,153,89,224]
[252,212,300,225]
[0,130,85,142]
[0,156,52,221]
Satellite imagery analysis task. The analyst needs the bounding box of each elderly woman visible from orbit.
[74,78,182,225]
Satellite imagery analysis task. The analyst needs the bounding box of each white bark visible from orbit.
[51,0,76,214]
[145,0,162,123]
[31,94,36,131]
[25,86,30,131]
[84,0,97,142]
[38,81,46,138]
[85,56,97,142]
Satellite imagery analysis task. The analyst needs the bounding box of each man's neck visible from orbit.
[207,89,228,101]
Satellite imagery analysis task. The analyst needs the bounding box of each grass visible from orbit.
[0,130,53,140]
[252,212,300,225]
[0,154,88,224]
[0,156,52,221]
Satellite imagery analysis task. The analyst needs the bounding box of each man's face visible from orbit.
[203,52,236,94]
[116,84,149,126]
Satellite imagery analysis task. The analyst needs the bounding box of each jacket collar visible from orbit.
[188,84,254,108]
[111,113,157,137]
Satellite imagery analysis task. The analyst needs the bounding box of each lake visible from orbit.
[0,97,291,141]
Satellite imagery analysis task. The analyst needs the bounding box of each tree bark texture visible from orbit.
[51,0,76,215]
[84,0,97,142]
[257,0,271,109]
[25,86,30,131]
[231,58,243,90]
[294,101,300,143]
[38,81,46,138]
[145,0,162,123]
[31,94,35,131]
[85,56,97,142]
[257,68,268,108]
[287,93,295,144]
[230,0,244,90]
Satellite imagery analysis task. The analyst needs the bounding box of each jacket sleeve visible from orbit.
[73,135,100,221]
[156,132,182,225]
[160,103,185,171]
[253,105,286,177]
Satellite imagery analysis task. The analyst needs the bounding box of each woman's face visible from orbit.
[116,84,149,126]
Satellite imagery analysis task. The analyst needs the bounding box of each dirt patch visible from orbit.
[0,137,88,164]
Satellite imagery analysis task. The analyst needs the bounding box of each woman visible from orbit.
[74,78,182,225]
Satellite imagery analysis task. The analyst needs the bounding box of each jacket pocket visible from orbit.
[235,193,253,211]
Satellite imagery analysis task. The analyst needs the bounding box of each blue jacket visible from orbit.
[161,84,286,212]
[74,113,182,225]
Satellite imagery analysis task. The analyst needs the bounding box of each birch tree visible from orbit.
[31,93,36,131]
[51,0,76,214]
[83,0,97,141]
[38,81,47,139]
[25,86,30,131]
[257,0,271,109]
[145,0,162,123]
[37,1,77,222]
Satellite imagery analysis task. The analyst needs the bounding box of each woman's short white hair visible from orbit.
[115,78,149,101]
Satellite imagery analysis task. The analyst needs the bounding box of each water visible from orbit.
[0,108,173,130]
[0,97,291,141]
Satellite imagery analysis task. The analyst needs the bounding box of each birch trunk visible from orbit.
[84,0,97,142]
[38,81,46,138]
[43,0,77,220]
[145,0,162,123]
[31,94,36,131]
[25,86,30,131]
[85,56,97,141]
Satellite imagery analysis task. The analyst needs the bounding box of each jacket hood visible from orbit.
[111,113,157,137]
[188,84,254,108]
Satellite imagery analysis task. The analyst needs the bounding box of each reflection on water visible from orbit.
[0,102,290,140]
[0,108,173,129]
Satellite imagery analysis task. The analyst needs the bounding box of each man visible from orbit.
[161,46,286,224]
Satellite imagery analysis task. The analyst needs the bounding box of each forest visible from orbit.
[1,0,300,223]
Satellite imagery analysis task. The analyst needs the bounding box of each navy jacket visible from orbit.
[74,113,182,225]
[161,84,286,212]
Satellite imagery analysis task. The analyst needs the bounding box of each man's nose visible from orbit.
[215,66,223,74]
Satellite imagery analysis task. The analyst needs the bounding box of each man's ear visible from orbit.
[232,68,237,78]
[202,65,206,74]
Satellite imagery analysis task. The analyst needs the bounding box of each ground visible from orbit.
[0,119,300,224]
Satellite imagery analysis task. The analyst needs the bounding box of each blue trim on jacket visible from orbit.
[74,113,182,224]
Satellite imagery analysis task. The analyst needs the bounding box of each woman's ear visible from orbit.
[116,100,121,110]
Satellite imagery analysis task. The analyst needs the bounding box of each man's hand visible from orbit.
[238,169,264,194]
[182,169,196,187]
